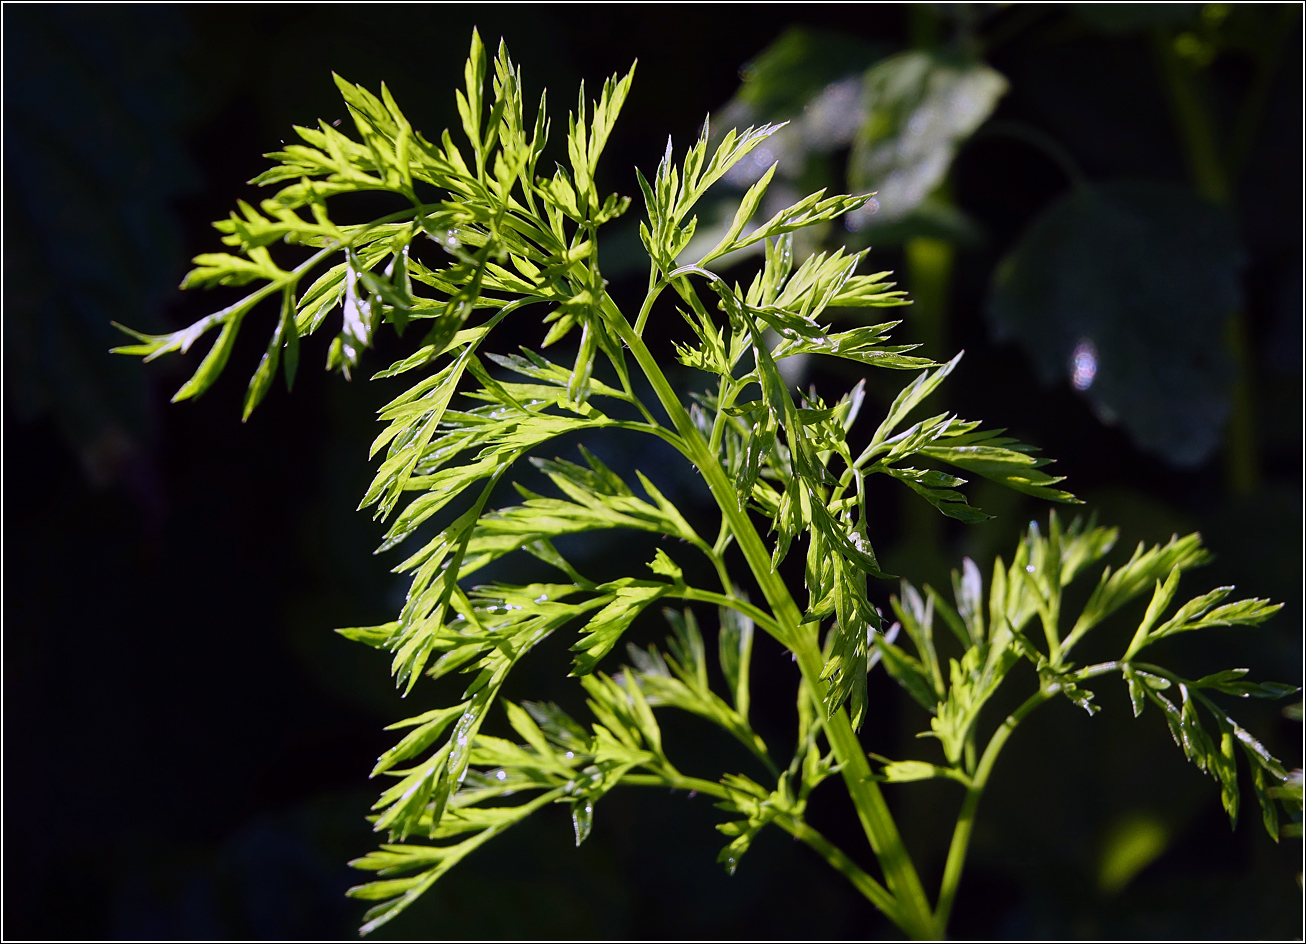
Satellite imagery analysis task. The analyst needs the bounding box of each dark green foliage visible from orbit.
[988,180,1241,466]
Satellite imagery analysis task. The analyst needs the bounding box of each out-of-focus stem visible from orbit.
[899,236,955,559]
[1224,312,1258,495]
[1153,29,1259,496]
[904,236,953,362]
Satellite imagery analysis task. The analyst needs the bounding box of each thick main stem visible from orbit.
[602,294,937,938]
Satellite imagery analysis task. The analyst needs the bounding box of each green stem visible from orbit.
[1152,29,1258,497]
[711,511,733,557]
[1153,31,1229,204]
[1071,661,1126,682]
[1223,312,1258,496]
[634,276,668,335]
[776,814,901,922]
[621,773,901,926]
[702,545,737,598]
[894,236,955,587]
[622,772,728,796]
[709,375,738,456]
[1039,594,1063,669]
[600,291,936,939]
[903,236,953,362]
[935,688,1050,931]
[672,587,784,643]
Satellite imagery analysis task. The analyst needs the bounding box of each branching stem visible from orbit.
[600,289,937,940]
[671,587,783,642]
[934,688,1051,930]
[621,773,901,926]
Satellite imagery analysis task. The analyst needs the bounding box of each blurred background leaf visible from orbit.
[845,49,1006,231]
[988,178,1240,467]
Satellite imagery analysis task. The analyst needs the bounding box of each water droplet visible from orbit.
[1071,339,1098,391]
[535,595,549,604]
[564,751,575,760]
[1025,564,1036,573]
[495,769,507,781]
[571,798,594,846]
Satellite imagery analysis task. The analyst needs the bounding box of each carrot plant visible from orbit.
[115,32,1300,938]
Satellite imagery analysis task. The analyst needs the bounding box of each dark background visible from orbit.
[4,3,1302,940]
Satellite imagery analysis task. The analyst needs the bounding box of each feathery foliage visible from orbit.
[117,32,1297,938]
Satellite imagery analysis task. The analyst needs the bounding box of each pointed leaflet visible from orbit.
[863,353,962,458]
[628,610,764,758]
[242,289,297,417]
[1069,533,1210,642]
[571,581,671,675]
[718,602,755,720]
[918,430,1079,505]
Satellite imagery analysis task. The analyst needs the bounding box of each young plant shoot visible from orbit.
[116,32,1300,939]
